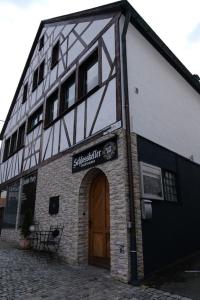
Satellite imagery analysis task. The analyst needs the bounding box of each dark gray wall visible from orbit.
[138,136,200,275]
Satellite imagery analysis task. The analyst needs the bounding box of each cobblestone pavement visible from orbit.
[0,240,191,300]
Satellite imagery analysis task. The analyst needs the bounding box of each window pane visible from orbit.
[19,174,37,227]
[28,106,43,131]
[22,83,28,103]
[163,171,178,202]
[49,98,58,122]
[53,99,58,120]
[17,124,25,149]
[51,41,59,69]
[3,182,19,228]
[32,68,38,91]
[3,138,10,161]
[38,61,45,84]
[67,82,75,108]
[46,90,58,126]
[143,175,163,198]
[86,61,98,93]
[10,131,17,155]
[39,35,44,50]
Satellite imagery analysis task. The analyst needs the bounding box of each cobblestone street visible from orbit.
[0,240,191,300]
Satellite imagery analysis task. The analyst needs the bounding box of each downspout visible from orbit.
[121,7,138,283]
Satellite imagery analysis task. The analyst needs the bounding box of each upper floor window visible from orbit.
[17,123,26,149]
[3,138,11,161]
[28,106,43,133]
[45,89,59,126]
[22,82,28,104]
[51,41,59,69]
[32,68,39,92]
[79,49,99,98]
[32,60,45,92]
[60,73,76,113]
[2,122,26,162]
[10,131,18,155]
[38,60,45,84]
[39,35,44,51]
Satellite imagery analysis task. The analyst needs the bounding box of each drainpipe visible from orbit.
[121,5,138,284]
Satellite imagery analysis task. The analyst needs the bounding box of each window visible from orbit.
[32,60,45,92]
[3,138,10,161]
[19,174,37,227]
[39,35,44,51]
[163,170,178,202]
[28,106,43,132]
[17,123,25,149]
[51,40,59,69]
[2,123,26,161]
[10,131,18,155]
[3,181,19,229]
[60,73,76,112]
[32,68,39,92]
[45,90,59,126]
[140,162,164,200]
[38,60,45,84]
[79,49,99,98]
[22,82,28,103]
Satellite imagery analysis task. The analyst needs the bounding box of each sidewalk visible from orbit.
[0,240,191,300]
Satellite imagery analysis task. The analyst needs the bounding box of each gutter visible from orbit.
[121,3,138,284]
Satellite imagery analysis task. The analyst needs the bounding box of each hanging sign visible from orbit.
[72,137,118,173]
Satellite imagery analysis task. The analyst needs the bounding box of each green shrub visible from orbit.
[21,209,33,238]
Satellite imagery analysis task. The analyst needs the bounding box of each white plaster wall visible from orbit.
[126,23,200,163]
[0,15,118,184]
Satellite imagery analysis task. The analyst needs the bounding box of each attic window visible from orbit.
[32,68,38,92]
[38,60,45,84]
[32,60,45,92]
[22,82,28,104]
[51,40,59,69]
[39,35,44,51]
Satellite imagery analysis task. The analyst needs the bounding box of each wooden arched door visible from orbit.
[89,173,110,268]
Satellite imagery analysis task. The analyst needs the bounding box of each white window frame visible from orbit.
[140,162,164,200]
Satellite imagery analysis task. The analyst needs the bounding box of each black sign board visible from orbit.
[72,137,118,173]
[49,196,59,215]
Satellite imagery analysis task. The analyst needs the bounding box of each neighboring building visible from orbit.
[1,0,200,282]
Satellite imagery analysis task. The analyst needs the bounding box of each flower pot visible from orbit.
[19,239,31,250]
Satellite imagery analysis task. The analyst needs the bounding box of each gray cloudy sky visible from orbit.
[0,0,200,132]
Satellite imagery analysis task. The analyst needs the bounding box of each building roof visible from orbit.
[1,0,200,139]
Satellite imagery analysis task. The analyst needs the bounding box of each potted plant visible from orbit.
[19,209,33,249]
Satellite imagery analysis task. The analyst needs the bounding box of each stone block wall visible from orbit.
[0,129,144,283]
[34,129,131,282]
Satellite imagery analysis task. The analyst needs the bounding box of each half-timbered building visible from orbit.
[1,1,200,282]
